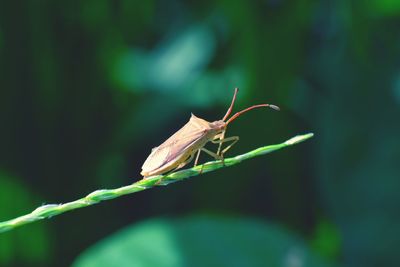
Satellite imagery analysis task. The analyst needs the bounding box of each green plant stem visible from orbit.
[0,133,313,233]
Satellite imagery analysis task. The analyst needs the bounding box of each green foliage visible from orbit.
[72,216,336,267]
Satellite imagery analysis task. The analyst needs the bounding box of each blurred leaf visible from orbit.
[113,24,216,93]
[311,220,341,261]
[73,215,336,267]
[0,171,52,265]
[368,0,400,16]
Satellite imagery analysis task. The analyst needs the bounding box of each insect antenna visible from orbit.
[226,104,280,125]
[222,88,239,121]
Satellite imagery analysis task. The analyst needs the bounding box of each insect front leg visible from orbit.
[215,131,225,156]
[211,136,239,165]
[219,136,239,155]
[211,136,239,155]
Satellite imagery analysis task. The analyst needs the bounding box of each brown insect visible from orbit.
[141,88,279,177]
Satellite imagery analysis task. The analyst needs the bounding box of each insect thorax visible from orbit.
[209,120,226,132]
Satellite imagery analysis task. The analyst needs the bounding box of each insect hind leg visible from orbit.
[162,152,196,179]
[176,152,195,170]
[195,147,223,174]
[194,149,201,166]
[200,147,223,160]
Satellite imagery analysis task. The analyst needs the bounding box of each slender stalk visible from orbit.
[0,133,313,233]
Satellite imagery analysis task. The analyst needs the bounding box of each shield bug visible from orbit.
[141,88,279,177]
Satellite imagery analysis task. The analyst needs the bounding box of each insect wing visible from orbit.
[141,145,171,172]
[141,115,209,173]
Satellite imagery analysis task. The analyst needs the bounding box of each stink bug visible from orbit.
[141,88,279,177]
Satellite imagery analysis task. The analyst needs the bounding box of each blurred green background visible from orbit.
[1,1,400,266]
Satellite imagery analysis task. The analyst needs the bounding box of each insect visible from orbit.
[141,88,279,177]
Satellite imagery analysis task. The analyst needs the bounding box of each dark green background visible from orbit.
[1,1,399,266]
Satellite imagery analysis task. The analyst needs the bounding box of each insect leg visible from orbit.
[210,136,239,165]
[215,131,225,156]
[194,149,201,166]
[211,136,239,155]
[195,149,206,174]
[196,147,223,174]
[220,136,239,155]
[155,153,196,184]
[200,147,223,160]
[176,152,195,170]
